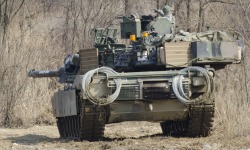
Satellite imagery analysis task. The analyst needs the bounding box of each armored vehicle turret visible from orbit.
[28,5,243,141]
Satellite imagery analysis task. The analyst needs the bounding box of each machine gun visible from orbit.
[28,54,80,83]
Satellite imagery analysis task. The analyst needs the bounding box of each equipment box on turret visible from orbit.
[158,42,191,68]
[191,41,241,64]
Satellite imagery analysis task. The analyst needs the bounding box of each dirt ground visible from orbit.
[0,122,249,150]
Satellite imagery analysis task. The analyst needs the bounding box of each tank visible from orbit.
[28,5,243,141]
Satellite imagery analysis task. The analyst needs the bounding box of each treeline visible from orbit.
[0,0,249,138]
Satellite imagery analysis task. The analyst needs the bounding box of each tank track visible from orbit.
[187,103,214,137]
[56,103,107,141]
[161,100,215,137]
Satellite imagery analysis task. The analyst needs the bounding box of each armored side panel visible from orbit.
[51,90,77,117]
[158,42,191,68]
[79,48,98,74]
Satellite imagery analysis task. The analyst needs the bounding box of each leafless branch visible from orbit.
[10,0,25,22]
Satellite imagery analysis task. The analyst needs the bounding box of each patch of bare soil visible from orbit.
[0,122,249,150]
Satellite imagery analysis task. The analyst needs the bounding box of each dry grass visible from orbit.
[0,0,124,127]
[213,64,250,138]
[0,1,64,127]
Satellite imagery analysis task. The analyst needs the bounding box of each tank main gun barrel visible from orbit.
[28,68,63,78]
